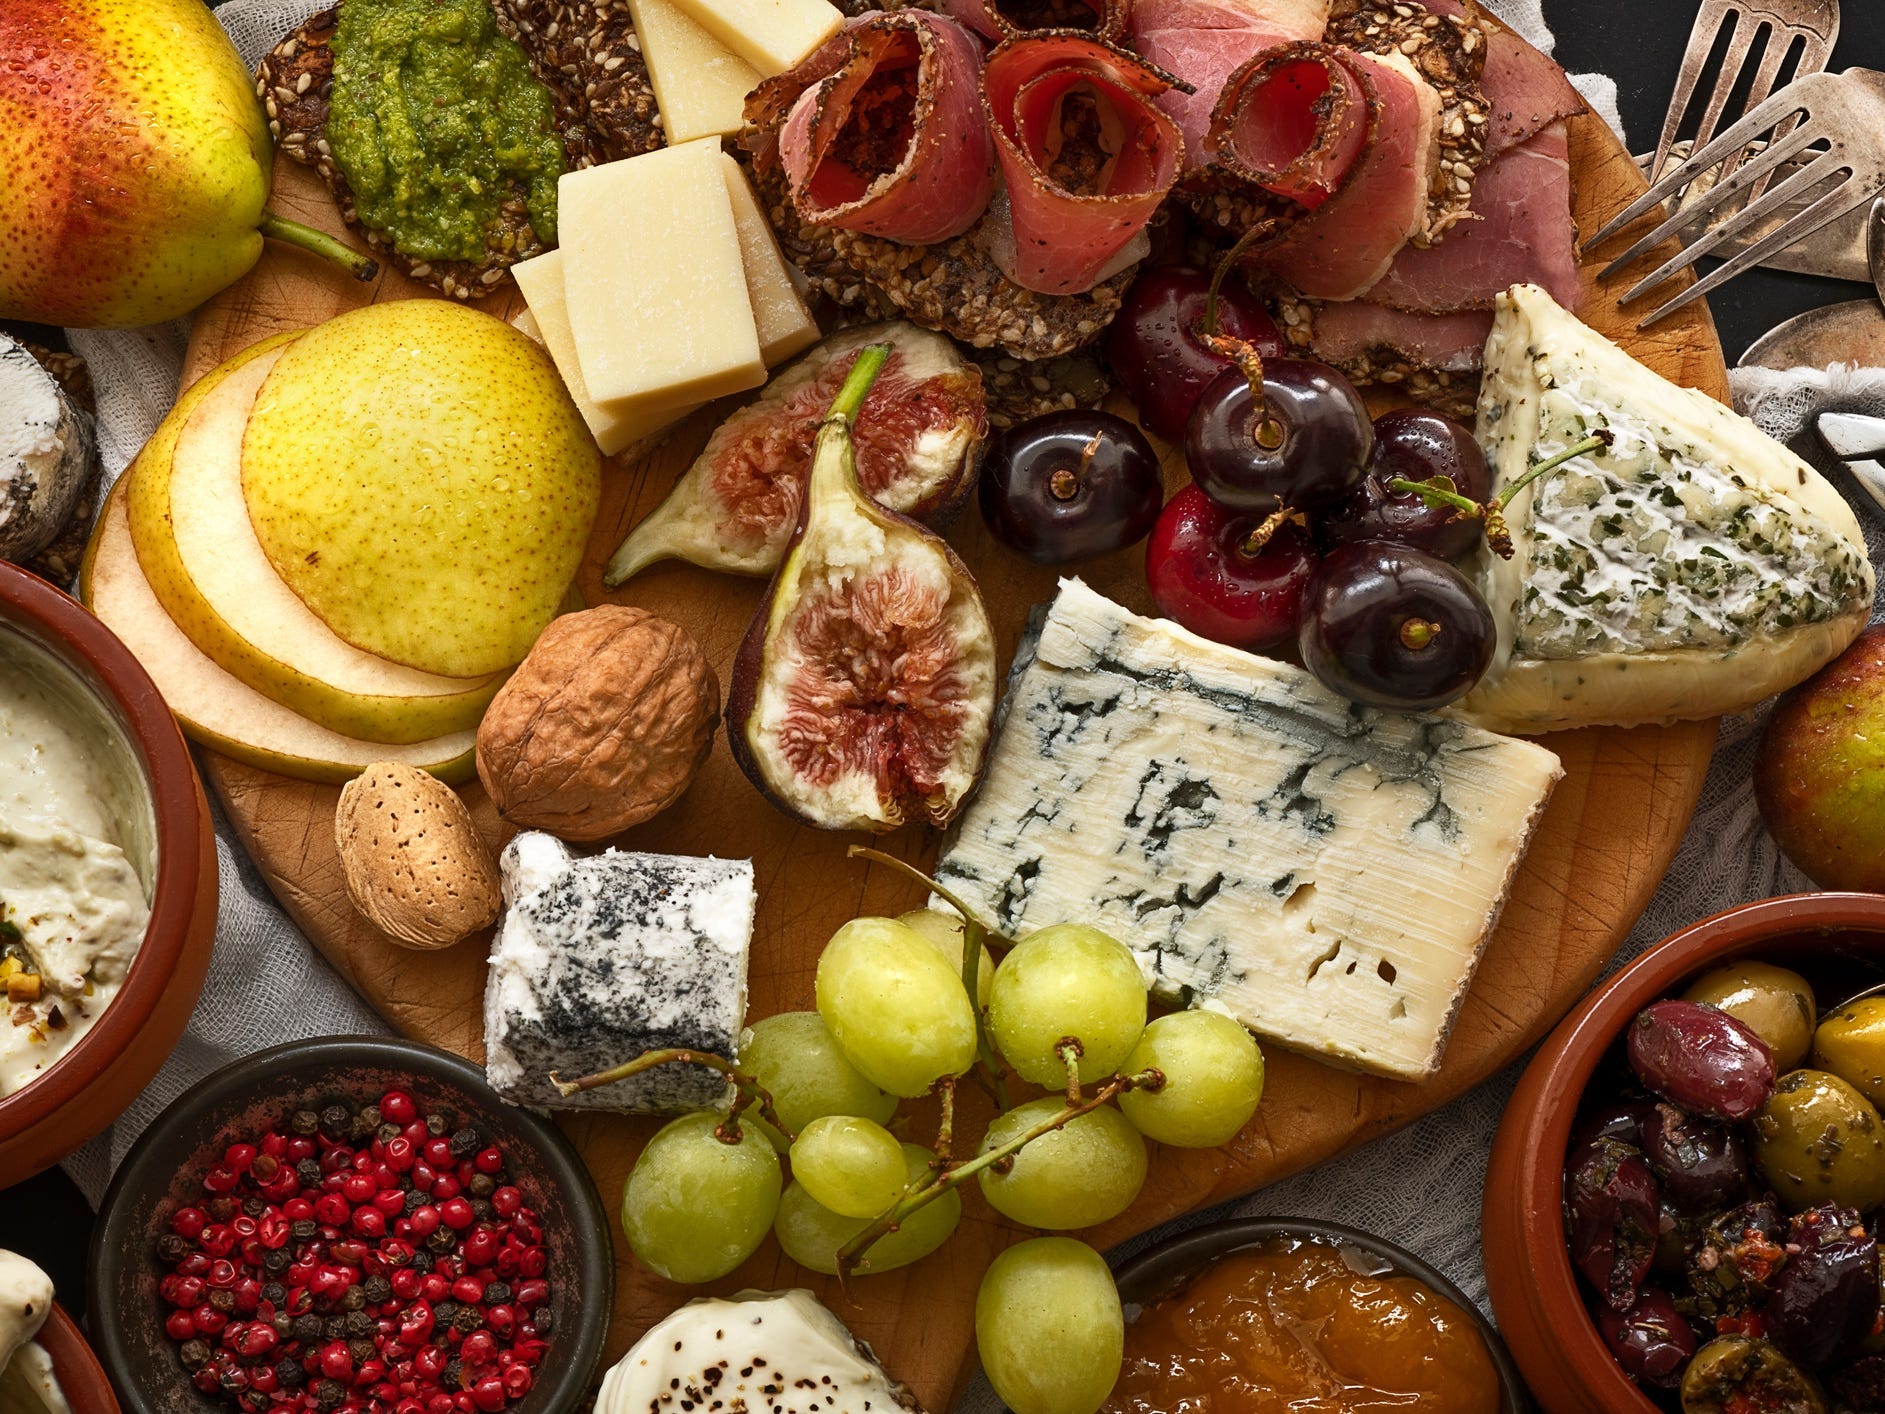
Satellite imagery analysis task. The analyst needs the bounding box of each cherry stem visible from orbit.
[826,343,893,426]
[1237,505,1300,557]
[259,211,379,282]
[1387,430,1614,560]
[1201,219,1278,337]
[548,1049,793,1144]
[1399,617,1442,651]
[1201,332,1267,403]
[1500,429,1614,505]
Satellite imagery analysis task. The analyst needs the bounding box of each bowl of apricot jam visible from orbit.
[1102,1217,1529,1414]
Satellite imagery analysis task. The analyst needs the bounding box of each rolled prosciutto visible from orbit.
[753,12,995,245]
[931,0,1130,43]
[981,35,1188,295]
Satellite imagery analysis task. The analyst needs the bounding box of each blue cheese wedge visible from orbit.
[933,580,1563,1081]
[483,833,754,1113]
[1458,283,1874,734]
[595,1290,922,1414]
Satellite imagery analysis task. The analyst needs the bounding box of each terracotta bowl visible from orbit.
[1482,892,1885,1414]
[36,1303,122,1414]
[0,561,218,1182]
[1112,1216,1531,1412]
[87,1036,613,1414]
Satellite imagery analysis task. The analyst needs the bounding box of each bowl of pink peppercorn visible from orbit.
[85,1036,611,1414]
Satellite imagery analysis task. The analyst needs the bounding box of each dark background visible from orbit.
[5,0,1884,1341]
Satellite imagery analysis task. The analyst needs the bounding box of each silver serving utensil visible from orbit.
[1646,0,1841,188]
[1872,191,1885,301]
[1588,68,1885,328]
[1816,411,1885,513]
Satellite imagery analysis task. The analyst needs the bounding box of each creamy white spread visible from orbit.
[0,1252,68,1414]
[0,640,151,1097]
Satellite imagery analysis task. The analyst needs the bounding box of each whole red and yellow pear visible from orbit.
[0,0,305,326]
[1755,626,1885,892]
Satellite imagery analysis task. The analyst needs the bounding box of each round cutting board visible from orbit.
[183,94,1720,1411]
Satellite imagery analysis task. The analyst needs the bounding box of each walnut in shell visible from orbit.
[475,606,719,842]
[335,763,501,950]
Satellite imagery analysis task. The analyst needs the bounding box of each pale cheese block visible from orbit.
[510,250,701,457]
[665,0,841,77]
[625,0,763,143]
[558,140,764,409]
[1457,284,1875,734]
[720,154,820,366]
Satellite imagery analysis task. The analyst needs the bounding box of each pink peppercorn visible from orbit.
[439,1198,473,1230]
[380,1092,416,1125]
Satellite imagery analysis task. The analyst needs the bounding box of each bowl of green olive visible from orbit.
[1483,893,1885,1414]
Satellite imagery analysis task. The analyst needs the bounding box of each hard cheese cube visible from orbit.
[626,0,764,143]
[934,580,1565,1081]
[665,0,841,77]
[720,155,820,366]
[559,139,764,409]
[483,833,755,1113]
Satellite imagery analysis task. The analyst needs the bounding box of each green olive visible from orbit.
[1679,1335,1825,1414]
[1812,996,1885,1109]
[1753,1068,1885,1213]
[1684,961,1817,1070]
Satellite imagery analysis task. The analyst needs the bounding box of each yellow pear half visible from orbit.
[84,476,475,784]
[126,338,504,745]
[241,301,601,679]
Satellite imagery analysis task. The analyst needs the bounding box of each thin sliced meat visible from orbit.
[1363,120,1579,312]
[1234,48,1443,299]
[931,0,1129,42]
[1129,0,1331,170]
[1210,45,1369,207]
[982,35,1187,295]
[1414,0,1583,154]
[754,12,994,245]
[1309,300,1492,372]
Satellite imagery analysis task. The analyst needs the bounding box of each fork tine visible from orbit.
[1619,149,1848,304]
[1637,178,1875,328]
[1649,0,1730,185]
[1723,30,1796,191]
[1687,18,1760,164]
[1597,121,1822,280]
[1586,74,1830,249]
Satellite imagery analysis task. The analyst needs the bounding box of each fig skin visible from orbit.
[1755,627,1885,891]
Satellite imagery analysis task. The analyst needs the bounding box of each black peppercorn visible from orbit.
[363,1275,392,1304]
[323,1317,346,1341]
[359,1105,382,1132]
[271,1313,293,1337]
[291,1315,323,1344]
[448,1127,480,1159]
[275,1358,306,1387]
[434,1300,460,1324]
[209,1289,236,1313]
[178,1340,211,1369]
[425,1228,455,1253]
[481,1283,512,1305]
[296,1159,323,1188]
[262,1248,292,1277]
[207,1197,235,1222]
[155,1233,192,1264]
[291,1219,318,1242]
[408,1250,433,1274]
[378,1122,402,1146]
[261,1283,286,1307]
[468,1174,495,1199]
[242,1196,268,1219]
[426,1113,450,1138]
[348,1338,376,1364]
[470,1199,495,1223]
[290,1110,321,1138]
[319,1106,350,1141]
[344,1310,374,1338]
[341,1286,366,1312]
[443,1361,464,1390]
[314,1377,346,1408]
[451,1304,483,1334]
[404,1190,429,1216]
[533,1308,554,1336]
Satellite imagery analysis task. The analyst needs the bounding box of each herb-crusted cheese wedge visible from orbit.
[1458,284,1873,734]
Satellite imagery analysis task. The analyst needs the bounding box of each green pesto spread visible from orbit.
[326,0,565,263]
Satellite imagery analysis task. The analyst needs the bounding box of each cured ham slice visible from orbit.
[1222,47,1443,300]
[1363,121,1579,313]
[1210,45,1367,206]
[1309,301,1493,373]
[981,36,1187,295]
[1415,0,1583,154]
[1128,0,1331,170]
[931,0,1129,42]
[752,12,995,246]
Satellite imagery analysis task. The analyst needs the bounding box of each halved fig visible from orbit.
[727,344,998,833]
[603,323,987,585]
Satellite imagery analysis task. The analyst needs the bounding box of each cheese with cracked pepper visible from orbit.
[933,580,1564,1081]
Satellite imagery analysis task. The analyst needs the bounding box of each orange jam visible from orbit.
[1104,1237,1502,1413]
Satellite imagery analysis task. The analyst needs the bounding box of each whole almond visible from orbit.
[335,762,501,950]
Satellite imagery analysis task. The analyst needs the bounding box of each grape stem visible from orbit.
[935,1077,957,1163]
[835,1066,1166,1289]
[1058,1041,1084,1108]
[547,1049,794,1145]
[1387,429,1615,560]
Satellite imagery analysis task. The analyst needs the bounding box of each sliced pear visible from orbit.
[240,301,601,678]
[83,477,476,785]
[127,341,503,745]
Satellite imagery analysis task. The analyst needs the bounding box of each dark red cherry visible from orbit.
[979,411,1164,565]
[1104,266,1283,443]
[1185,359,1371,515]
[1298,541,1494,709]
[1144,484,1316,651]
[1324,408,1491,560]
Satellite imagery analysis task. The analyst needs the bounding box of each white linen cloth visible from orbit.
[55,0,1873,1404]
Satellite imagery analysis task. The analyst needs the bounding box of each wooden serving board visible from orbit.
[184,98,1722,1411]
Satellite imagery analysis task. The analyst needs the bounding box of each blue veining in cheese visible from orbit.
[483,833,754,1113]
[933,580,1564,1081]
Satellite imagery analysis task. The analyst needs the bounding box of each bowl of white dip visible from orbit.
[0,561,216,1181]
[0,1251,117,1414]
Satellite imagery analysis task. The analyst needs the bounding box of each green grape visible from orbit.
[815,916,978,1098]
[742,1011,897,1150]
[975,1237,1123,1414]
[1118,1009,1265,1147]
[774,1143,960,1275]
[897,907,995,1011]
[620,1113,780,1284]
[977,1098,1146,1230]
[988,923,1147,1085]
[790,1114,908,1218]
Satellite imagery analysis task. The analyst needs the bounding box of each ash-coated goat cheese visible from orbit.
[934,580,1564,1081]
[483,832,754,1113]
[0,334,95,563]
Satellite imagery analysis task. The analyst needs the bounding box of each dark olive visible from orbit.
[1573,1097,1655,1151]
[1766,1204,1881,1369]
[1641,1101,1751,1212]
[1629,1000,1777,1121]
[1679,1335,1827,1414]
[1566,1138,1661,1312]
[1828,1353,1885,1410]
[1596,1286,1697,1389]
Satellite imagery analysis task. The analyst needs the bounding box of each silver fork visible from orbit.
[1586,68,1885,328]
[1646,0,1840,187]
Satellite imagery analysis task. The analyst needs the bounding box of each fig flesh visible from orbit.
[604,323,987,584]
[727,344,998,833]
